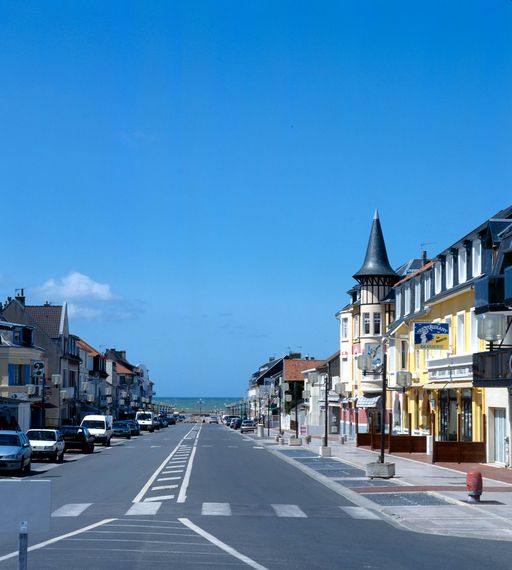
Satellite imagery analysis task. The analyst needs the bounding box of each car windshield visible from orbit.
[113,422,126,427]
[27,430,56,441]
[82,420,105,429]
[0,434,20,446]
[137,414,151,420]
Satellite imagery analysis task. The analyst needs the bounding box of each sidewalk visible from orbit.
[255,429,512,541]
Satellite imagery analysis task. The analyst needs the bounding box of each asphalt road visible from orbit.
[0,423,511,569]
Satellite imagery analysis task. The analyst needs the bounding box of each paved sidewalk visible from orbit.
[253,429,512,541]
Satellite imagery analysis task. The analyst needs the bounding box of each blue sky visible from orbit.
[0,1,510,397]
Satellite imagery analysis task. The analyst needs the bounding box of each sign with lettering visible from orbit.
[414,323,449,350]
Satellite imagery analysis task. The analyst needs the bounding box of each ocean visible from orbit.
[154,397,242,414]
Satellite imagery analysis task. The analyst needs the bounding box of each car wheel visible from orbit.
[52,451,59,463]
[58,450,64,462]
[127,434,131,440]
[16,460,24,476]
[24,460,31,475]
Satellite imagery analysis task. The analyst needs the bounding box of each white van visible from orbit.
[135,410,155,432]
[80,415,113,446]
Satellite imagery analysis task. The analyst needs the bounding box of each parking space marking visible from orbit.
[52,503,92,517]
[271,504,307,518]
[125,502,162,516]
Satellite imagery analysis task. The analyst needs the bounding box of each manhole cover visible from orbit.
[361,492,450,507]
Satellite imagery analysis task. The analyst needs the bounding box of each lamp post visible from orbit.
[358,342,395,478]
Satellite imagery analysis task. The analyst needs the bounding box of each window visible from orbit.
[445,316,452,354]
[470,309,479,352]
[414,279,421,312]
[458,247,467,284]
[424,273,431,301]
[435,262,442,294]
[341,318,348,339]
[353,315,359,338]
[404,286,411,315]
[373,313,381,335]
[401,341,408,369]
[8,364,27,386]
[456,312,465,354]
[363,312,370,335]
[396,290,402,318]
[472,238,482,277]
[446,254,453,289]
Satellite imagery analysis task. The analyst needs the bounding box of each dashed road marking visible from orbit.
[52,503,92,517]
[201,503,232,516]
[271,504,307,518]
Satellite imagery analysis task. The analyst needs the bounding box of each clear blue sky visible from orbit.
[0,1,510,397]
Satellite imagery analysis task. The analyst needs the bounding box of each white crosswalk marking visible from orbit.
[144,495,175,502]
[163,469,184,474]
[157,476,181,481]
[151,484,178,491]
[271,504,307,518]
[125,502,162,515]
[201,502,232,516]
[340,506,381,520]
[52,504,92,517]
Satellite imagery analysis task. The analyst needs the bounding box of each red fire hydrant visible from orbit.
[466,469,483,503]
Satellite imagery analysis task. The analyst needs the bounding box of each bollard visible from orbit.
[19,520,28,570]
[466,469,483,503]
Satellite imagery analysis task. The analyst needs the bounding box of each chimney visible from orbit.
[15,288,25,306]
[422,251,428,265]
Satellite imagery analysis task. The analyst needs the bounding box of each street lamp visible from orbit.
[357,342,395,478]
[477,313,508,349]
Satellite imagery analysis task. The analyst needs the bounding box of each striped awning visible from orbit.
[356,395,381,408]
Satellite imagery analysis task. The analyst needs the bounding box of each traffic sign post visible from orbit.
[33,361,46,428]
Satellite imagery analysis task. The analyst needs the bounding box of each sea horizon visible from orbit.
[154,396,243,413]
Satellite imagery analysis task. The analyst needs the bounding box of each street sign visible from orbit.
[414,323,450,350]
[32,361,45,378]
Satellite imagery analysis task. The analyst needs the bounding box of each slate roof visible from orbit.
[25,305,63,339]
[353,210,398,280]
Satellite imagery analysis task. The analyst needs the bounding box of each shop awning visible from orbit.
[423,381,473,390]
[356,395,381,408]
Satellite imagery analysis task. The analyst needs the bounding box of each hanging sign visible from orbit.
[414,323,449,350]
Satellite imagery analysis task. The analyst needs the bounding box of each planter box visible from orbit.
[366,461,395,479]
[289,436,302,447]
[319,446,331,457]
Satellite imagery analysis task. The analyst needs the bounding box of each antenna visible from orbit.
[420,242,434,256]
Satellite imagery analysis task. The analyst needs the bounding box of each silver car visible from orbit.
[0,431,32,475]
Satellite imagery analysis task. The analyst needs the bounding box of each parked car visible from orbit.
[0,431,32,475]
[209,416,219,424]
[26,429,65,462]
[157,415,169,427]
[240,420,256,433]
[167,416,176,425]
[59,425,95,454]
[225,415,239,426]
[124,419,141,436]
[135,411,156,432]
[112,421,132,439]
[80,415,113,446]
[230,417,242,429]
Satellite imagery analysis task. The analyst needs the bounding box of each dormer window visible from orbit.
[414,279,421,312]
[396,290,402,318]
[404,285,411,315]
[458,246,467,284]
[424,273,431,301]
[435,262,442,294]
[446,254,454,289]
[472,238,482,277]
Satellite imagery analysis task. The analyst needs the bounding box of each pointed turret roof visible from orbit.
[353,210,398,281]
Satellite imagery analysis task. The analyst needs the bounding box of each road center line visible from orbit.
[132,425,197,503]
[177,423,202,503]
[179,518,268,570]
